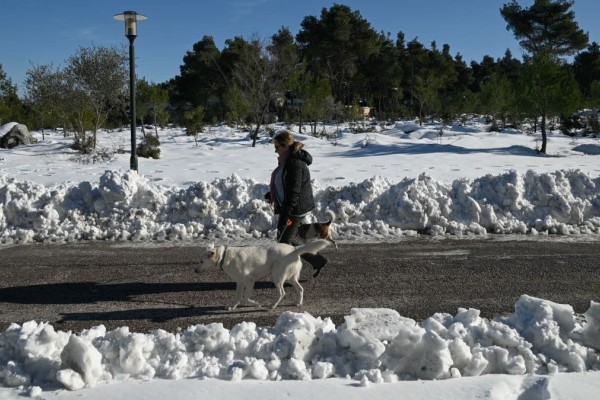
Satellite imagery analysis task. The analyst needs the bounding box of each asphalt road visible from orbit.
[1,237,599,333]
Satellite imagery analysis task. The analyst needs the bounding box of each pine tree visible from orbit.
[501,0,588,57]
[171,36,225,121]
[296,4,382,105]
[501,0,588,153]
[0,64,22,125]
[573,42,600,98]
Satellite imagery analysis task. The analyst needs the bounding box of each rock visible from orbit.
[0,122,36,148]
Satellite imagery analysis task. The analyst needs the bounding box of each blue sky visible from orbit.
[2,0,600,94]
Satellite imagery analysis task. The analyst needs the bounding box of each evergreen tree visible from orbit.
[573,42,600,98]
[520,52,582,152]
[0,64,22,125]
[181,105,205,146]
[219,36,257,125]
[362,33,403,119]
[136,78,152,134]
[470,55,498,93]
[136,79,169,136]
[413,71,442,125]
[478,72,514,130]
[449,54,475,119]
[432,43,460,121]
[589,81,600,127]
[296,4,382,105]
[219,36,249,80]
[224,84,249,127]
[500,0,588,57]
[268,27,302,123]
[301,76,334,134]
[497,49,523,84]
[402,38,430,118]
[501,0,588,153]
[171,36,225,121]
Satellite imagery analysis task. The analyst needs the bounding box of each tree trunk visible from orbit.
[153,112,159,138]
[251,123,260,147]
[540,113,547,154]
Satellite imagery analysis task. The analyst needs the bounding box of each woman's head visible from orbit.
[273,131,303,153]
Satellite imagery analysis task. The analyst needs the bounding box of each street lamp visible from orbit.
[113,10,147,171]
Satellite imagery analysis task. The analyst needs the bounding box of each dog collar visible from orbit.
[218,246,228,271]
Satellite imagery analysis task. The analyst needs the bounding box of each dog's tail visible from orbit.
[281,239,330,265]
[325,210,336,225]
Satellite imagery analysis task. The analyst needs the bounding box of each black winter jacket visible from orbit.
[271,149,315,220]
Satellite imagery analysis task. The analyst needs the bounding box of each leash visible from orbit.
[277,218,294,242]
[217,246,228,271]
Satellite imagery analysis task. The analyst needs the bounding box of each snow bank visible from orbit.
[1,296,599,392]
[2,169,600,244]
[0,122,19,137]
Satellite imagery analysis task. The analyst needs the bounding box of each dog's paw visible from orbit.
[248,300,262,308]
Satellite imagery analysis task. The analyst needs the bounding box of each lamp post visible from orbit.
[113,10,147,171]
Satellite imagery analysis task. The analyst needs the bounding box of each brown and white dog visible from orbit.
[297,210,338,251]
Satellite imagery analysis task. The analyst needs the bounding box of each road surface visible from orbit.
[1,237,598,333]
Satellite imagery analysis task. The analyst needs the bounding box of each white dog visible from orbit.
[196,240,330,310]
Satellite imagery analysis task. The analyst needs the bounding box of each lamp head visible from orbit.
[113,10,147,38]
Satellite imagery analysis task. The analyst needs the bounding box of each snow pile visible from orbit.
[0,295,598,392]
[2,168,600,244]
[0,122,19,137]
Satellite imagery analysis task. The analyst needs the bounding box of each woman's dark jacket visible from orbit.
[270,149,315,221]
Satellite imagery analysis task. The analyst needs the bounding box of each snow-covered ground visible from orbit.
[3,121,600,245]
[1,120,600,399]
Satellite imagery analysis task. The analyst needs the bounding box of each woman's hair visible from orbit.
[274,130,303,152]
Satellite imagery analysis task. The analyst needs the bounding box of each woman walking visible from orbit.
[265,131,328,277]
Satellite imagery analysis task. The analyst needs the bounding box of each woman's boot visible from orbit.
[300,253,328,277]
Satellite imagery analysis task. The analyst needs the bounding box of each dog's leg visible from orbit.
[229,283,244,311]
[328,237,338,251]
[270,283,285,309]
[243,282,262,308]
[290,277,303,307]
